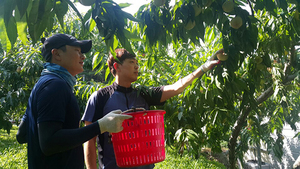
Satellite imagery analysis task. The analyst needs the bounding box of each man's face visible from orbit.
[58,45,86,76]
[117,58,139,82]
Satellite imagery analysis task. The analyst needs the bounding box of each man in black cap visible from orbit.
[16,34,132,169]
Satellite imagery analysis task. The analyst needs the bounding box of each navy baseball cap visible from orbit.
[41,34,92,62]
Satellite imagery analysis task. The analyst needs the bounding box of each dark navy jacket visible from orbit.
[22,74,84,169]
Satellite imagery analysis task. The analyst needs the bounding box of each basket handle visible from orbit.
[122,107,146,114]
[109,108,145,144]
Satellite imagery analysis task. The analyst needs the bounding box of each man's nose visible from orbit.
[81,53,86,60]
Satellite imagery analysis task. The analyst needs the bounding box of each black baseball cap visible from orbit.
[41,34,92,62]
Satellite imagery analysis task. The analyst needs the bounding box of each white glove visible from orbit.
[200,49,223,72]
[97,110,132,134]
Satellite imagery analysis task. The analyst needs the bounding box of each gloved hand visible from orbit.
[98,110,132,134]
[200,49,223,72]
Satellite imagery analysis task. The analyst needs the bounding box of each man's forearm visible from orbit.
[161,67,205,102]
[84,137,98,169]
[177,66,204,90]
[38,121,100,156]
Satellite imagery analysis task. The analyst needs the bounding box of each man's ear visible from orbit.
[51,49,61,61]
[113,62,118,70]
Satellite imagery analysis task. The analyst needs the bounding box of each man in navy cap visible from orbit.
[16,34,132,169]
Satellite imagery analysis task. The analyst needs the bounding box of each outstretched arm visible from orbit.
[160,49,223,102]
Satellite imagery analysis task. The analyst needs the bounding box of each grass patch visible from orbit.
[154,148,226,169]
[1,126,226,169]
[0,125,27,169]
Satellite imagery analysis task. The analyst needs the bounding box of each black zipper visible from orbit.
[125,89,129,110]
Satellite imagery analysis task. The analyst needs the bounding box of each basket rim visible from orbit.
[123,110,166,116]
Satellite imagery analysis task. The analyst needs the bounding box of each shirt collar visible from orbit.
[113,82,133,93]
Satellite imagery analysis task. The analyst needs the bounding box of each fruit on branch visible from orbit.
[204,0,213,7]
[294,10,299,20]
[255,56,263,64]
[184,20,196,30]
[230,16,243,29]
[222,1,235,13]
[16,67,21,73]
[217,53,229,61]
[256,63,265,70]
[193,4,202,16]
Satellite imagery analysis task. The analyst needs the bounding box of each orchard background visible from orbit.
[1,0,300,168]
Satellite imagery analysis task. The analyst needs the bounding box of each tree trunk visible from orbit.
[228,73,298,169]
[228,107,251,169]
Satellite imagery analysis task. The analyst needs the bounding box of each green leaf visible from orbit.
[92,52,101,70]
[46,11,55,32]
[113,35,118,50]
[254,0,264,11]
[83,9,93,23]
[293,132,300,139]
[27,0,39,42]
[55,0,68,29]
[178,112,183,120]
[16,0,29,18]
[274,85,280,97]
[116,29,134,55]
[105,37,113,54]
[14,6,28,45]
[89,18,96,32]
[123,29,142,41]
[263,53,271,67]
[33,0,53,42]
[249,25,258,48]
[105,66,111,81]
[3,0,17,48]
[16,22,28,45]
[0,17,11,51]
[122,11,141,22]
[146,55,153,68]
[275,0,288,11]
[118,3,131,8]
[215,76,222,90]
[4,17,17,49]
[0,0,5,17]
[3,0,16,25]
[235,79,248,91]
[265,0,277,16]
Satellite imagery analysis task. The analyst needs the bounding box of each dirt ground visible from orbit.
[201,148,230,168]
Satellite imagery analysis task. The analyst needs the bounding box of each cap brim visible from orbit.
[69,40,92,53]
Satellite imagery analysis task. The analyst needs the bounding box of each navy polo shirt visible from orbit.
[82,82,164,169]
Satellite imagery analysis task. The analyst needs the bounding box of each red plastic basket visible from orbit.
[111,110,166,168]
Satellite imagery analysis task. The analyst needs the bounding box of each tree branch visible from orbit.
[246,0,254,16]
[256,86,274,104]
[256,72,298,104]
[290,44,297,68]
[228,72,298,168]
